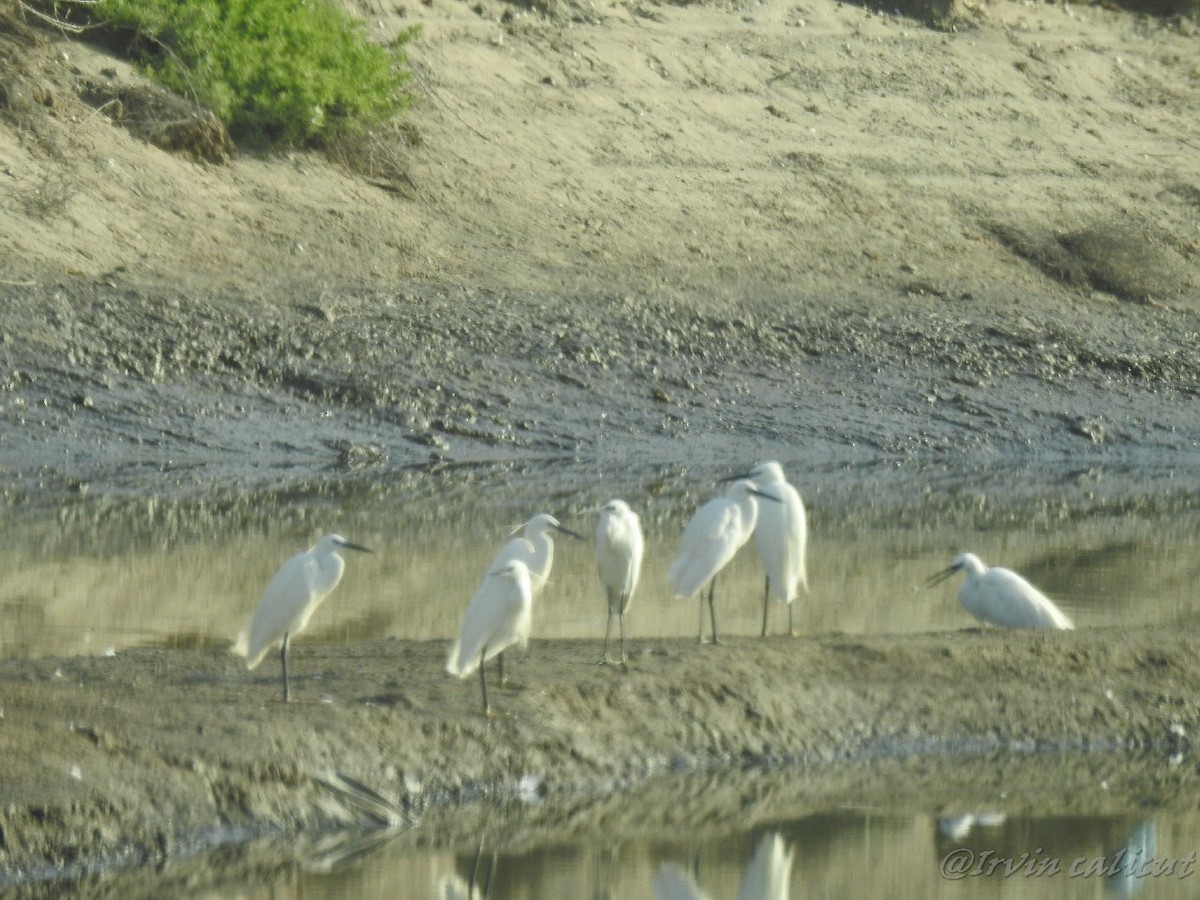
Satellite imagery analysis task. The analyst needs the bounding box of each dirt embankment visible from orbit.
[1,627,1198,882]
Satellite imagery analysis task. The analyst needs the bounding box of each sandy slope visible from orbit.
[0,0,1196,306]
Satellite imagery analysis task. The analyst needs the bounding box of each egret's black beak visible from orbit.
[340,541,373,554]
[719,470,755,484]
[553,523,586,541]
[748,487,782,504]
[927,565,957,588]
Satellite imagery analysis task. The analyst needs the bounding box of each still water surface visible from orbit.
[4,460,1200,897]
[3,461,1199,660]
[88,803,1200,898]
[301,810,1195,900]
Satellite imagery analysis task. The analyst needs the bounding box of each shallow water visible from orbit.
[297,810,1196,900]
[69,794,1200,899]
[2,459,1199,660]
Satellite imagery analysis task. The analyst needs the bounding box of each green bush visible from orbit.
[94,0,417,147]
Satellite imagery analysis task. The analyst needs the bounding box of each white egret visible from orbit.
[446,559,534,716]
[669,479,781,644]
[729,461,808,637]
[592,499,644,665]
[929,552,1074,630]
[235,533,372,702]
[486,512,583,683]
[654,832,793,900]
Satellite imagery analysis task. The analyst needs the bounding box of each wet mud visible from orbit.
[2,626,1200,891]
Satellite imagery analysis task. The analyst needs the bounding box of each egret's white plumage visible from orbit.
[592,499,644,665]
[235,533,372,701]
[490,513,581,596]
[446,559,534,715]
[483,513,582,683]
[929,552,1074,630]
[669,479,779,644]
[653,832,793,900]
[735,461,808,637]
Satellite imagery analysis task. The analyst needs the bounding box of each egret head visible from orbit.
[722,478,782,505]
[318,534,373,554]
[517,513,585,541]
[720,460,786,485]
[591,499,633,517]
[928,552,983,587]
[749,460,786,484]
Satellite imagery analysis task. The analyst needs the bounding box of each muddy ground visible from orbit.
[2,0,1200,888]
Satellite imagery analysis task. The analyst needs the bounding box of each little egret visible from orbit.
[929,552,1075,630]
[669,479,781,644]
[235,533,372,702]
[486,512,583,683]
[591,499,644,665]
[446,559,534,716]
[729,461,808,637]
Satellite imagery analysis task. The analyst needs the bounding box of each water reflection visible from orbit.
[132,806,1197,899]
[654,832,794,900]
[2,460,1200,659]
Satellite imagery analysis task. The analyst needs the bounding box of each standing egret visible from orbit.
[486,512,583,683]
[728,461,808,637]
[669,480,781,644]
[446,559,534,716]
[235,533,372,702]
[929,552,1074,630]
[592,499,644,665]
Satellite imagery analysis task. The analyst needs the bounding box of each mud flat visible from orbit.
[2,625,1200,887]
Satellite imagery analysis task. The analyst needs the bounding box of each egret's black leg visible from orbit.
[601,610,614,664]
[280,632,291,702]
[618,608,628,665]
[761,576,771,638]
[480,652,491,717]
[708,578,721,645]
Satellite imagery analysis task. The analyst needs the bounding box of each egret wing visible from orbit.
[447,570,531,677]
[978,568,1072,629]
[240,553,322,668]
[669,499,742,599]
